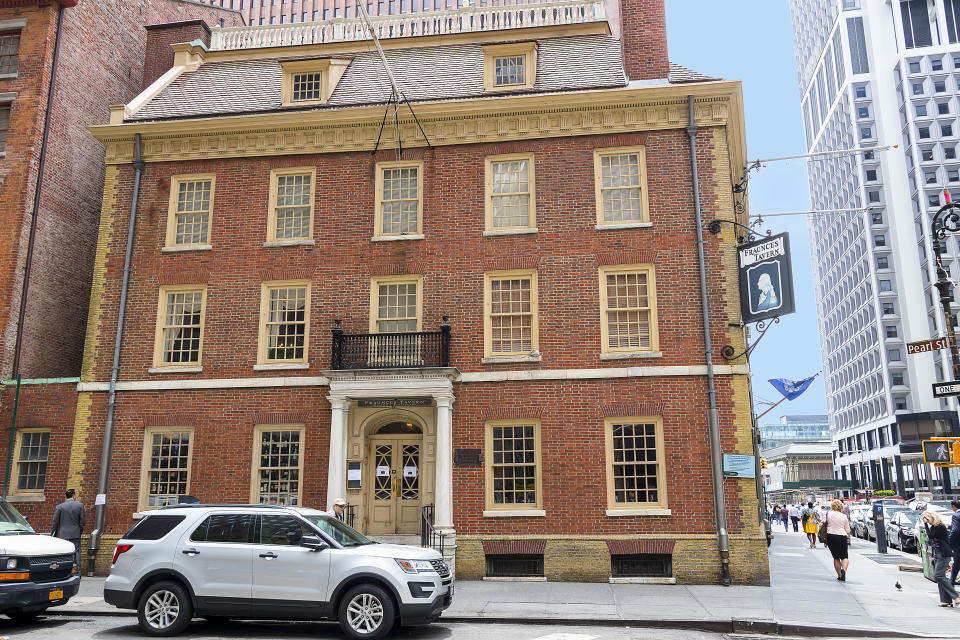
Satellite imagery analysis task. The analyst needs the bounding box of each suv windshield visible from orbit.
[0,501,34,534]
[302,514,375,547]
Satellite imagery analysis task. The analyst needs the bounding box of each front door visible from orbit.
[367,436,422,534]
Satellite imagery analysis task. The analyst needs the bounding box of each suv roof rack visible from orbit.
[158,503,294,510]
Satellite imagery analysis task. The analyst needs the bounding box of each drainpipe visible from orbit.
[11,3,65,377]
[687,95,731,585]
[88,133,144,575]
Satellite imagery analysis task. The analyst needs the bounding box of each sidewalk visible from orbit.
[52,530,960,637]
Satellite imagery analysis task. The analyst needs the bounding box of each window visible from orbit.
[598,264,659,354]
[612,554,671,578]
[605,417,667,510]
[260,514,311,545]
[11,430,48,494]
[485,419,542,510]
[882,302,895,314]
[166,175,215,247]
[888,348,901,361]
[863,150,874,159]
[847,18,869,73]
[930,194,942,206]
[866,169,877,181]
[926,171,938,184]
[935,79,947,93]
[877,256,888,269]
[885,325,898,338]
[370,275,421,333]
[879,279,892,291]
[483,42,536,91]
[122,515,186,540]
[913,82,925,95]
[948,0,960,43]
[483,269,538,358]
[909,61,922,73]
[153,286,206,368]
[939,102,950,115]
[923,148,935,161]
[268,167,315,242]
[892,372,904,385]
[901,0,932,48]
[860,127,872,139]
[594,146,649,226]
[191,513,253,543]
[485,153,535,231]
[375,161,423,237]
[947,147,957,159]
[868,190,880,203]
[0,33,19,76]
[875,232,887,245]
[858,106,869,118]
[258,280,310,364]
[872,212,883,224]
[933,58,944,71]
[0,103,9,154]
[895,398,907,410]
[280,59,349,106]
[139,428,193,510]
[916,104,928,117]
[945,124,955,137]
[251,426,304,505]
[919,126,930,138]
[855,86,867,99]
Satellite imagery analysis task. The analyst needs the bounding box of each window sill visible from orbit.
[599,351,663,360]
[162,244,212,253]
[5,494,45,503]
[482,509,546,518]
[253,362,310,371]
[482,576,547,582]
[610,577,676,584]
[263,239,315,247]
[481,355,542,364]
[482,228,538,237]
[148,366,203,374]
[371,234,425,242]
[605,508,671,517]
[595,222,652,231]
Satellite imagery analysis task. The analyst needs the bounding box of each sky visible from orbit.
[663,1,828,423]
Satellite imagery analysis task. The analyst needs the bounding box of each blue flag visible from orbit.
[768,375,816,401]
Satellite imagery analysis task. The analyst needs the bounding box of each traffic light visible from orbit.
[760,458,768,470]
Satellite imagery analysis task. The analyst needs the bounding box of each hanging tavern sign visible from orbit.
[738,232,796,324]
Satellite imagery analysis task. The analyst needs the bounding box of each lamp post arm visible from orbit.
[931,201,960,381]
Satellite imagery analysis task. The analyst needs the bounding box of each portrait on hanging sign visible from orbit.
[738,232,796,324]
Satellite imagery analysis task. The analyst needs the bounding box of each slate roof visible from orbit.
[667,62,718,84]
[131,35,717,122]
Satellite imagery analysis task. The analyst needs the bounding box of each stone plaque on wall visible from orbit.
[454,449,482,467]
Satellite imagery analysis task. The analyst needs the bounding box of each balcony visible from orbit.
[209,0,607,51]
[330,320,451,370]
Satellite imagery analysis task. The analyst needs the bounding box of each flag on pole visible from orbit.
[768,374,818,401]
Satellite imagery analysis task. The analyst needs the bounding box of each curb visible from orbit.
[48,609,928,637]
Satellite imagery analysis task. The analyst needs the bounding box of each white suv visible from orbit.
[104,505,452,639]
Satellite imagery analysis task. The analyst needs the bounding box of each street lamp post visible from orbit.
[931,199,960,381]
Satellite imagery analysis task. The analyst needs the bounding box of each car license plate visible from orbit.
[49,589,63,601]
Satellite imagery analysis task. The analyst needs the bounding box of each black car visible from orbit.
[886,510,921,552]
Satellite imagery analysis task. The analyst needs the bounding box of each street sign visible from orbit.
[933,381,960,398]
[907,337,950,354]
[923,439,953,464]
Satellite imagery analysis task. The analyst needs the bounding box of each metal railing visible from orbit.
[343,504,356,529]
[420,503,445,555]
[209,0,606,50]
[331,319,450,370]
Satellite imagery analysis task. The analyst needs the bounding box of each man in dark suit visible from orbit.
[51,489,85,568]
[949,500,960,585]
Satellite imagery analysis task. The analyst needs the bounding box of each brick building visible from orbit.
[17,0,764,583]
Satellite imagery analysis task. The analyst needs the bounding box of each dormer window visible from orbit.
[280,58,351,106]
[483,42,536,91]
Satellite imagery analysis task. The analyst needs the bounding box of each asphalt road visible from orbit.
[0,615,777,640]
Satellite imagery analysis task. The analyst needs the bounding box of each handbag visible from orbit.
[818,512,829,544]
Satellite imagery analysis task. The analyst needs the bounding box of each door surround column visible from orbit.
[434,394,455,535]
[327,395,349,511]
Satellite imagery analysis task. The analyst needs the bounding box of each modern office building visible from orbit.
[789,0,960,498]
[758,414,830,451]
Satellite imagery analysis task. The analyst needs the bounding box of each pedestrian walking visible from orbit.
[788,503,800,532]
[51,489,85,568]
[802,501,820,548]
[922,509,960,607]
[780,505,789,530]
[824,499,851,581]
[948,500,960,586]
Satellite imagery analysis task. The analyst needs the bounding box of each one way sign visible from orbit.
[933,381,960,398]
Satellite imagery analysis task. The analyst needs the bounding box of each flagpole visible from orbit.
[755,396,787,421]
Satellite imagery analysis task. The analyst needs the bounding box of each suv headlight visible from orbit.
[395,559,434,574]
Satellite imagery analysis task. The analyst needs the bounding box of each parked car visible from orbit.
[104,504,452,638]
[0,499,81,621]
[886,510,921,552]
[866,505,909,541]
[849,505,871,539]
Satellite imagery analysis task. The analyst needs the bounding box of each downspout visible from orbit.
[11,3,65,376]
[686,95,731,585]
[88,133,144,575]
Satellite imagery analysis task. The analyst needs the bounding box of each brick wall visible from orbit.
[617,0,669,81]
[142,20,212,91]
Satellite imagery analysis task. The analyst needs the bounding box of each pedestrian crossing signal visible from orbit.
[922,439,954,464]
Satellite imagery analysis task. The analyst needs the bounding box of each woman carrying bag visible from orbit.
[922,510,960,607]
[821,500,851,581]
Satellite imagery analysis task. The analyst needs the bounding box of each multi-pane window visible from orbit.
[0,33,19,76]
[847,17,869,73]
[253,427,303,506]
[167,176,214,246]
[494,56,525,86]
[605,418,666,508]
[901,0,932,49]
[372,277,420,333]
[599,265,658,353]
[142,430,192,509]
[291,72,322,102]
[260,282,309,363]
[595,147,649,225]
[486,154,535,230]
[0,104,9,154]
[156,287,205,366]
[14,430,48,493]
[485,270,538,357]
[270,169,314,241]
[376,162,422,236]
[485,421,541,509]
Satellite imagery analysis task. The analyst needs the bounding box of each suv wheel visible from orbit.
[137,580,193,636]
[338,584,395,640]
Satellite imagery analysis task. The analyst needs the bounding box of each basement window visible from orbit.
[611,553,672,578]
[485,554,543,578]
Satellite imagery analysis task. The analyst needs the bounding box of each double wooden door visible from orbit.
[366,436,422,534]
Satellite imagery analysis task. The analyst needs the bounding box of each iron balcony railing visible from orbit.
[331,318,450,370]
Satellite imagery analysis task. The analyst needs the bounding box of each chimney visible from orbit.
[142,20,213,91]
[606,0,670,81]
